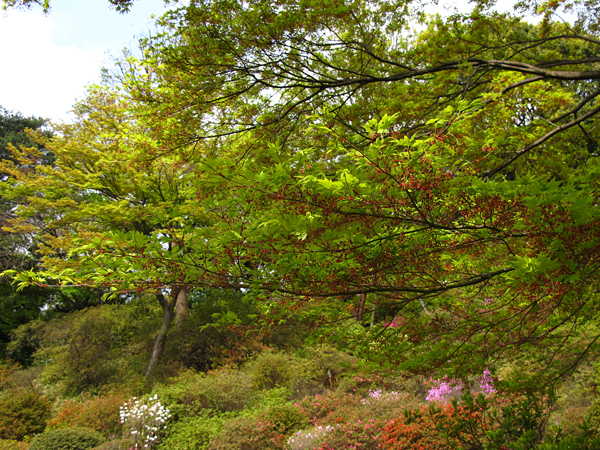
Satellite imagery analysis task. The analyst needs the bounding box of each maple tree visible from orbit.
[4,0,600,383]
[119,0,600,381]
[0,89,211,376]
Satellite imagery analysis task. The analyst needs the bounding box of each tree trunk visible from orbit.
[175,288,189,323]
[356,293,367,322]
[370,294,378,330]
[145,290,178,378]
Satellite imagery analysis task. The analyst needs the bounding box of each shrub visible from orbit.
[382,403,465,450]
[207,416,286,450]
[155,368,256,417]
[47,391,128,437]
[296,345,356,388]
[297,390,363,424]
[262,403,310,435]
[315,419,382,450]
[247,351,297,390]
[0,361,21,391]
[157,414,224,450]
[0,439,27,450]
[0,390,51,440]
[586,397,600,434]
[152,371,203,420]
[28,428,103,450]
[538,424,600,450]
[295,388,407,450]
[90,438,134,450]
[288,425,337,450]
[382,391,557,450]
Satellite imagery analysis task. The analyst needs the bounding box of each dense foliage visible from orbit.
[2,0,600,447]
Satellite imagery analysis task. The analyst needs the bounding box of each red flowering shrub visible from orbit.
[297,390,363,424]
[315,418,382,450]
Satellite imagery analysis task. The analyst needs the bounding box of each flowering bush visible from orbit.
[478,369,497,395]
[426,370,496,402]
[288,425,336,450]
[425,377,463,403]
[293,387,409,449]
[47,391,127,437]
[207,416,286,450]
[361,390,401,405]
[381,402,482,450]
[383,390,562,450]
[119,395,171,449]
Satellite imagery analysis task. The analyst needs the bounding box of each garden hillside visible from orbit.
[2,293,600,450]
[2,0,600,448]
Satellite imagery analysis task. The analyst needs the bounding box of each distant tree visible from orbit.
[0,106,100,362]
[0,106,51,361]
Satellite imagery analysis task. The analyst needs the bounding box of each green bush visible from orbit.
[154,368,256,421]
[153,371,203,420]
[296,345,356,387]
[585,397,600,435]
[247,352,297,390]
[246,346,355,394]
[158,414,224,450]
[0,390,51,440]
[262,404,309,435]
[28,428,103,450]
[195,369,256,412]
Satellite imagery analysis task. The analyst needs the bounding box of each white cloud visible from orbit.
[0,10,107,122]
[0,0,170,123]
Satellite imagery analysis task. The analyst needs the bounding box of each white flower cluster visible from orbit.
[287,425,337,450]
[119,394,171,449]
[360,389,401,404]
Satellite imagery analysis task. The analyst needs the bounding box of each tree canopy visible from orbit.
[4,0,600,384]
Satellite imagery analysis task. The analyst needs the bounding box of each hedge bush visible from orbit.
[28,428,103,450]
[158,414,224,450]
[0,390,51,440]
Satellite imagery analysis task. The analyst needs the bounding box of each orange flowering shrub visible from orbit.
[47,391,128,437]
[381,403,478,450]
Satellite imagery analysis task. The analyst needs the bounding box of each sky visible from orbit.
[0,0,172,123]
[0,0,550,125]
